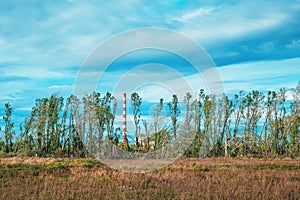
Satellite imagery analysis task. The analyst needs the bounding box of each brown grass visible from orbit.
[0,157,299,199]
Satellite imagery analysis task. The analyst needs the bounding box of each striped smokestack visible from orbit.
[122,93,128,143]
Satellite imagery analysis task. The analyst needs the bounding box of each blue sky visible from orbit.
[0,0,300,131]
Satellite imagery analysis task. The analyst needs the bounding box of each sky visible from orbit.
[0,0,300,132]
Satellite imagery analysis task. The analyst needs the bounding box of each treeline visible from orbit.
[0,93,118,157]
[0,85,299,158]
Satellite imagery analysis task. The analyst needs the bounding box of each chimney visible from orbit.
[122,93,128,144]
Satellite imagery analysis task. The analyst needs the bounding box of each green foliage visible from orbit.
[131,92,142,147]
[167,94,179,138]
[0,83,299,158]
[2,103,14,153]
[0,139,4,151]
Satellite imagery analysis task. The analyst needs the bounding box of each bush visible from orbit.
[0,139,4,151]
[0,151,17,158]
[17,148,36,157]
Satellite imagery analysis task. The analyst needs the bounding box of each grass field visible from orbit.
[0,157,299,199]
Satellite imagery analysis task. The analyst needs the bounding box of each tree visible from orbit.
[184,92,192,132]
[61,94,83,157]
[131,92,142,148]
[142,119,150,151]
[219,94,233,157]
[34,98,48,156]
[193,89,205,134]
[167,95,179,138]
[22,112,36,155]
[203,94,213,149]
[186,90,205,157]
[242,90,264,155]
[3,103,14,153]
[260,90,276,156]
[0,127,3,151]
[46,94,64,154]
[102,92,116,157]
[152,98,164,150]
[0,87,299,158]
[289,83,300,157]
[0,136,4,152]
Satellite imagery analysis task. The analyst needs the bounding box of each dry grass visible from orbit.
[0,157,299,199]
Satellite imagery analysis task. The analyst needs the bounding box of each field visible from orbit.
[0,157,299,199]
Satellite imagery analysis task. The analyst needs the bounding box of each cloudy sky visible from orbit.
[0,0,300,129]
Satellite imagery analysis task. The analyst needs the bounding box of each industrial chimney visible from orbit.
[122,93,128,144]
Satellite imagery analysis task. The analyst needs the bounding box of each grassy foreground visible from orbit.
[0,157,299,199]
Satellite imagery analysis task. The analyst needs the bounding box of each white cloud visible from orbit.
[47,85,66,89]
[48,85,73,90]
[0,79,32,101]
[176,7,215,21]
[1,65,71,80]
[182,13,287,44]
[173,2,292,46]
[110,58,299,102]
[200,58,299,94]
[0,94,22,101]
[96,63,199,102]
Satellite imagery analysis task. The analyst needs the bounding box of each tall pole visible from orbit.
[122,93,128,144]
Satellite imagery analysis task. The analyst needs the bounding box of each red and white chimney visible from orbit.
[122,93,128,143]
